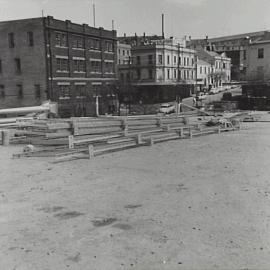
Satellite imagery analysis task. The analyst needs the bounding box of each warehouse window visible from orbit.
[167,55,170,65]
[104,62,114,73]
[89,38,100,50]
[27,31,34,46]
[258,48,264,59]
[59,85,71,99]
[35,84,41,99]
[56,59,68,72]
[73,36,84,49]
[17,84,23,99]
[55,32,67,47]
[90,60,101,73]
[15,58,21,74]
[8,32,15,48]
[75,85,86,99]
[105,41,113,52]
[73,60,86,72]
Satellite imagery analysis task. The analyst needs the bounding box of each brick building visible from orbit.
[0,16,118,116]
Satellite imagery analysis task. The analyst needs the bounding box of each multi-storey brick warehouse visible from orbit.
[0,16,118,116]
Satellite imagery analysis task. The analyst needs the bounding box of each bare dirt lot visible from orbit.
[1,121,270,270]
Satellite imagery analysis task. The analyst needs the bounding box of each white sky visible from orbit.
[0,0,269,39]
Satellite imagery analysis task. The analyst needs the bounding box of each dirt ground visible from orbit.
[1,121,270,270]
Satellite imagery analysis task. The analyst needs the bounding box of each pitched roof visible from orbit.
[197,59,211,66]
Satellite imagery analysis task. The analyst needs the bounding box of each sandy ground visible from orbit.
[1,121,270,270]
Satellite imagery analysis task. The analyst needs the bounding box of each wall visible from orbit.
[246,42,270,81]
[0,18,47,109]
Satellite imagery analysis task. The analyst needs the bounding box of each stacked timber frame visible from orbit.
[0,16,118,117]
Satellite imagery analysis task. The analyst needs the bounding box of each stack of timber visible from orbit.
[4,113,242,162]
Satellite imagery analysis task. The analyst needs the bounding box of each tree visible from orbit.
[208,71,227,87]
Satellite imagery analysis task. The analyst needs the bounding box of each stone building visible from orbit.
[0,16,118,116]
[118,38,196,104]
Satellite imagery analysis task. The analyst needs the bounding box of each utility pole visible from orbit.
[128,56,132,114]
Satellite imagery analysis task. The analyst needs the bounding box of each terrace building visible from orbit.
[196,49,231,88]
[196,59,212,91]
[0,16,118,117]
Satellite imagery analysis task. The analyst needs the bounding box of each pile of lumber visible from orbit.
[3,113,242,162]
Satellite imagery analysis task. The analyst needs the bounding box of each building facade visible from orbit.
[245,36,270,81]
[196,50,231,88]
[117,42,131,65]
[118,38,196,104]
[0,16,118,116]
[187,31,267,81]
[0,18,47,109]
[196,59,212,90]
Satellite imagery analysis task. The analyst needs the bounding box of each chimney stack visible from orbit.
[162,14,165,39]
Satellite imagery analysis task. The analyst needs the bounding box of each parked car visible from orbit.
[158,103,175,114]
[209,88,219,95]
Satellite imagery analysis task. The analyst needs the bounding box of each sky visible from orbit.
[0,0,270,39]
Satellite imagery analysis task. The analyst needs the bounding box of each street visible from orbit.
[182,87,242,108]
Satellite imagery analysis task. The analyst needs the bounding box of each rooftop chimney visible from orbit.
[162,14,165,39]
